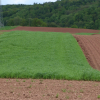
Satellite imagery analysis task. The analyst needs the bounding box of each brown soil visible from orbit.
[74,35,100,71]
[0,26,100,100]
[1,26,99,33]
[0,79,100,100]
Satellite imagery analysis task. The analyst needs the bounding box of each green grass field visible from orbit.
[0,26,17,30]
[0,31,100,81]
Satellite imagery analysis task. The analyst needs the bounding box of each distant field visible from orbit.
[0,31,100,81]
[0,26,17,30]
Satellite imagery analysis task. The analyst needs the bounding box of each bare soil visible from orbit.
[0,79,100,100]
[0,26,100,100]
[74,35,100,71]
[1,26,99,33]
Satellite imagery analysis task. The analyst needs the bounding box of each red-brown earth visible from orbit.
[1,26,99,33]
[0,79,100,100]
[0,26,100,100]
[74,34,100,71]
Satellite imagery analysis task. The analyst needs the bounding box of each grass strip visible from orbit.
[0,26,17,30]
[0,31,100,81]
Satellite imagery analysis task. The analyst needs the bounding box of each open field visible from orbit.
[0,26,100,99]
[0,79,100,100]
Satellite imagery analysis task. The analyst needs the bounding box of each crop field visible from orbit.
[0,31,100,81]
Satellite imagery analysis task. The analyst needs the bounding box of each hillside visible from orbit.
[2,0,100,29]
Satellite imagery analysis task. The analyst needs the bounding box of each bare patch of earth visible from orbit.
[74,35,100,71]
[0,26,99,33]
[0,79,100,100]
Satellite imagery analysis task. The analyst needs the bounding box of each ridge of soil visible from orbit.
[1,26,99,33]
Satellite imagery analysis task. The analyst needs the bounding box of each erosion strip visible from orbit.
[74,35,100,71]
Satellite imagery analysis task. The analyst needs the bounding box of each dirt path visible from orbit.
[1,26,99,33]
[74,35,100,71]
[0,79,100,100]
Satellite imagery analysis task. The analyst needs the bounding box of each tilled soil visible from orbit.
[74,35,100,71]
[0,79,100,100]
[0,27,100,100]
[1,26,99,33]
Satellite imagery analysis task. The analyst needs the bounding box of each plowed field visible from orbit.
[1,26,99,33]
[0,79,100,100]
[74,35,100,71]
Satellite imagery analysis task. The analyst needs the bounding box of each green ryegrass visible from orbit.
[75,33,100,35]
[56,94,59,98]
[97,95,100,99]
[0,31,100,81]
[0,26,17,30]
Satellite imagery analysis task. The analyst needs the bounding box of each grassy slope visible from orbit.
[0,31,100,81]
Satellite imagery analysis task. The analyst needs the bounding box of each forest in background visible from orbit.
[2,0,100,30]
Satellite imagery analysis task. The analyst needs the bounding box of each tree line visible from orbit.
[2,0,100,29]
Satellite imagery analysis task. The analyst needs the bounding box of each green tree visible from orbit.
[14,16,22,26]
[6,19,14,26]
[31,18,47,27]
[94,19,100,29]
[20,19,27,26]
[71,24,78,28]
[47,22,58,27]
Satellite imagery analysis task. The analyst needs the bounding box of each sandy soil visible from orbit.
[0,26,100,100]
[74,35,100,71]
[1,26,99,33]
[0,79,100,100]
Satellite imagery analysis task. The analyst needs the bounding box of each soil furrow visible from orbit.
[74,35,95,68]
[79,36,97,69]
[74,35,100,70]
[86,36,100,70]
